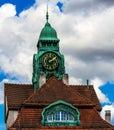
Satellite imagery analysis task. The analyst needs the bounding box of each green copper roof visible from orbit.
[38,10,59,43]
[38,22,59,42]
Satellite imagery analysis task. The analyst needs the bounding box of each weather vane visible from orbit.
[46,0,49,22]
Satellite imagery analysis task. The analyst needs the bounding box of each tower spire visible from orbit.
[46,4,49,22]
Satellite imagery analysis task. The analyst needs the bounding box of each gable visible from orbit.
[24,77,94,107]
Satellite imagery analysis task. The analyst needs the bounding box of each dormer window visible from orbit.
[42,100,80,126]
[47,111,74,122]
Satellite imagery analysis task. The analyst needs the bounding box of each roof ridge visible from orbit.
[22,91,35,105]
[5,83,33,86]
[23,77,95,106]
[69,84,93,87]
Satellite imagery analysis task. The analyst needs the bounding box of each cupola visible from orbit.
[38,22,59,42]
[37,11,60,49]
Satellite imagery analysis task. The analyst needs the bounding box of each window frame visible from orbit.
[47,111,74,122]
[42,100,80,126]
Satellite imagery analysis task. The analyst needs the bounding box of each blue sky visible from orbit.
[0,0,114,130]
[0,0,35,15]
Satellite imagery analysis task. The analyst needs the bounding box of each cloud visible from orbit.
[91,78,110,103]
[57,7,114,83]
[0,4,36,82]
[1,0,114,87]
[63,0,114,15]
[69,76,83,85]
[0,4,16,20]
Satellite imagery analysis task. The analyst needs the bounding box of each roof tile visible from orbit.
[11,107,113,129]
[24,77,94,106]
[5,83,34,109]
[69,85,101,111]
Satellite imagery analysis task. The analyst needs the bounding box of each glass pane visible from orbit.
[68,113,74,121]
[47,113,53,121]
[61,111,67,121]
[55,111,61,121]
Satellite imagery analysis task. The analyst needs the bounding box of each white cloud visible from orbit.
[63,0,114,15]
[35,0,60,6]
[59,7,114,83]
[69,76,83,85]
[0,4,16,24]
[91,78,110,103]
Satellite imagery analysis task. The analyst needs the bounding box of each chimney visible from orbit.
[62,74,69,85]
[86,79,89,88]
[39,74,46,87]
[105,110,111,123]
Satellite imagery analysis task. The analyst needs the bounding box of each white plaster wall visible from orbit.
[6,110,18,129]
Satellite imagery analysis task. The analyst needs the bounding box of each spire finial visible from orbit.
[46,4,49,22]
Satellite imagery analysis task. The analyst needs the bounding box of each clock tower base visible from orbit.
[38,74,69,88]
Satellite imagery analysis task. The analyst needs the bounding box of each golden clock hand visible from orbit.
[49,57,56,62]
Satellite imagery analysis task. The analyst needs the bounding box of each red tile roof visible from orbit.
[70,85,101,111]
[4,77,101,110]
[5,83,34,109]
[5,77,113,129]
[23,77,94,107]
[10,107,113,129]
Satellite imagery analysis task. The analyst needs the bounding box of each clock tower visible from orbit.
[32,11,66,90]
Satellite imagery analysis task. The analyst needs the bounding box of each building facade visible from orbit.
[4,11,114,130]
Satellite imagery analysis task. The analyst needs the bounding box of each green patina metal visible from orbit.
[38,22,60,43]
[32,11,65,90]
[41,100,80,126]
[37,10,59,50]
[32,51,65,90]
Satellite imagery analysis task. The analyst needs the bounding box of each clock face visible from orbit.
[43,53,59,70]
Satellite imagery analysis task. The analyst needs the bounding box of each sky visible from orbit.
[0,0,114,129]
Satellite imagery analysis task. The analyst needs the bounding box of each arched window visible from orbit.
[55,111,67,121]
[47,111,74,122]
[42,100,80,126]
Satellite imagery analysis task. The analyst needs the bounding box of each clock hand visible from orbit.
[49,57,56,62]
